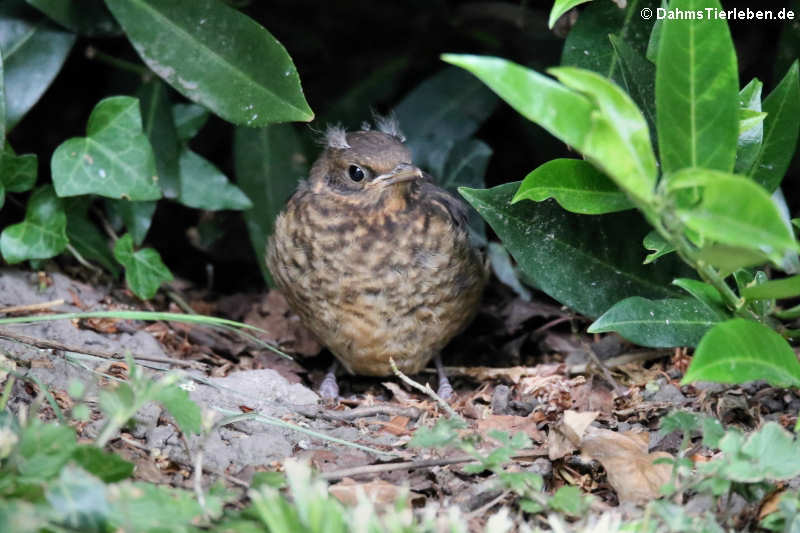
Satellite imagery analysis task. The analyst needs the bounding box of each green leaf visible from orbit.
[0,149,37,193]
[109,199,156,246]
[609,34,657,143]
[234,124,307,286]
[172,103,209,142]
[0,1,75,128]
[104,0,313,125]
[549,0,592,28]
[178,148,252,210]
[738,109,766,135]
[549,66,658,203]
[513,158,634,214]
[642,230,675,263]
[15,421,77,481]
[562,0,657,87]
[667,169,799,263]
[655,0,738,173]
[672,278,727,316]
[113,234,173,300]
[719,422,800,482]
[682,319,800,387]
[441,55,595,152]
[460,183,688,318]
[734,78,764,174]
[106,481,212,531]
[66,207,120,276]
[1,52,5,150]
[45,465,109,531]
[155,384,202,435]
[696,244,770,276]
[409,417,467,448]
[0,185,67,264]
[747,60,800,192]
[51,96,161,201]
[26,0,119,36]
[741,274,800,301]
[138,80,179,198]
[71,446,134,482]
[394,67,497,175]
[439,138,491,243]
[550,485,591,516]
[588,296,723,348]
[488,242,531,301]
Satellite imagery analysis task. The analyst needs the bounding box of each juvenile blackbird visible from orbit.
[267,119,486,398]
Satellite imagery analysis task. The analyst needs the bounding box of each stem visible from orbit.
[85,46,150,77]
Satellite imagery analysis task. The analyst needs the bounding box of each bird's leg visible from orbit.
[434,354,453,400]
[319,360,340,400]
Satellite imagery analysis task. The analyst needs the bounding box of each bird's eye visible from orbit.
[348,165,365,182]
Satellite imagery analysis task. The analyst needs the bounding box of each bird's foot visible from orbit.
[435,354,453,400]
[319,361,340,400]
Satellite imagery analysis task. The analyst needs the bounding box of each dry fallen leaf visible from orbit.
[329,478,423,507]
[549,411,599,460]
[580,426,672,503]
[475,414,545,442]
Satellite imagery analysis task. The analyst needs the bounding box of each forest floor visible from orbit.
[1,266,796,530]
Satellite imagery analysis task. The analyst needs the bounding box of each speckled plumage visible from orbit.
[267,129,486,377]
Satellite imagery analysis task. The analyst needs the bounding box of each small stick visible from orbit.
[319,449,546,481]
[389,358,461,421]
[0,327,206,370]
[0,299,65,315]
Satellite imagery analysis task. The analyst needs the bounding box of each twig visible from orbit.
[389,358,462,421]
[319,449,546,481]
[0,327,206,370]
[565,349,673,375]
[66,243,103,273]
[0,299,65,315]
[466,490,510,519]
[323,405,422,421]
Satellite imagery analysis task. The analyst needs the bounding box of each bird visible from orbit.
[266,117,486,399]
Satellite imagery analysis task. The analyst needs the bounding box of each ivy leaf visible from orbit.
[0,148,37,193]
[113,234,173,299]
[0,185,67,264]
[65,204,120,276]
[51,96,161,201]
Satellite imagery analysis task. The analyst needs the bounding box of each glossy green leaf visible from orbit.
[642,230,675,263]
[439,138,491,243]
[234,124,307,286]
[589,296,721,348]
[156,385,202,435]
[460,182,688,318]
[682,319,800,387]
[488,242,531,301]
[549,0,592,28]
[138,80,179,198]
[609,34,656,143]
[0,149,37,193]
[656,0,738,173]
[104,0,313,125]
[71,446,134,483]
[26,0,119,36]
[108,199,156,246]
[696,244,770,276]
[513,158,633,214]
[741,274,800,300]
[178,148,252,211]
[667,169,799,263]
[734,78,763,174]
[51,96,161,201]
[113,233,173,300]
[738,109,766,135]
[442,55,595,151]
[0,185,67,264]
[394,67,497,175]
[172,103,209,142]
[0,1,75,128]
[672,278,727,316]
[549,66,657,203]
[747,61,800,192]
[562,0,657,86]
